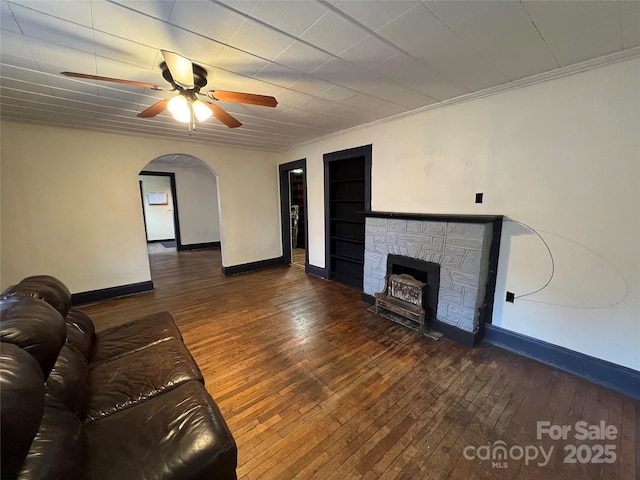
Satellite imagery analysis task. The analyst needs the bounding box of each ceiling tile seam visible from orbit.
[7,1,89,31]
[519,0,561,69]
[100,0,247,72]
[211,0,435,109]
[7,1,99,65]
[5,26,154,77]
[5,1,25,34]
[418,2,510,83]
[323,0,466,100]
[616,2,624,51]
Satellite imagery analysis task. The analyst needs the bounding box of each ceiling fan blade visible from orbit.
[161,50,194,89]
[137,99,169,118]
[208,90,277,108]
[206,103,242,128]
[61,72,163,90]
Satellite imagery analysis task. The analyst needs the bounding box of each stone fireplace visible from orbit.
[363,212,502,345]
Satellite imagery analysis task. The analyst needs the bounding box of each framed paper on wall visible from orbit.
[148,192,168,205]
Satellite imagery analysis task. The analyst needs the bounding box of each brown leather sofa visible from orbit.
[0,275,237,480]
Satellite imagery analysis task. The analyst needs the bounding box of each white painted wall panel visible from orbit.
[0,122,280,292]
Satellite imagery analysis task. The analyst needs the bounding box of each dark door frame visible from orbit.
[323,144,372,284]
[139,170,183,251]
[279,159,308,267]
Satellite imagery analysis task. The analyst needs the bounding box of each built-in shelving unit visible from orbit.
[324,146,371,290]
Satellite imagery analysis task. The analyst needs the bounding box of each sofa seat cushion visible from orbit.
[83,381,237,480]
[91,311,182,364]
[18,395,82,480]
[86,339,204,423]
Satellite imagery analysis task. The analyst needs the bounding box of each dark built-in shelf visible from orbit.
[330,236,364,245]
[329,177,365,184]
[331,254,364,264]
[330,218,364,224]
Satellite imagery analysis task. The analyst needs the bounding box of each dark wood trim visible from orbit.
[139,171,183,251]
[279,160,308,268]
[364,211,503,223]
[483,219,503,325]
[146,239,175,244]
[221,256,286,276]
[361,293,480,346]
[324,145,372,290]
[71,281,154,306]
[139,180,148,240]
[181,241,220,251]
[305,264,329,279]
[484,324,640,400]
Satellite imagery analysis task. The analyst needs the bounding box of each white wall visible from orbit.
[143,163,221,245]
[0,122,280,293]
[280,58,640,371]
[139,174,175,241]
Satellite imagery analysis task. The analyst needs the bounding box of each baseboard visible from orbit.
[180,241,220,251]
[360,293,480,346]
[305,264,329,279]
[221,256,286,276]
[484,324,640,400]
[146,239,174,243]
[71,281,154,306]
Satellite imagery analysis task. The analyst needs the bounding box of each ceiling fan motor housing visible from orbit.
[160,61,208,91]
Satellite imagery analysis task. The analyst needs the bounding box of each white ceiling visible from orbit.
[1,0,638,152]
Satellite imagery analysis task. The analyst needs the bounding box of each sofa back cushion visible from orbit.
[4,275,72,318]
[0,297,66,378]
[0,343,46,479]
[45,345,90,418]
[18,395,83,480]
[65,307,95,360]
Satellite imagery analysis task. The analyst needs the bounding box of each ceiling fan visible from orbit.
[61,50,277,132]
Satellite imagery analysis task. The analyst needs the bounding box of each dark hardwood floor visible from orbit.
[81,249,638,480]
[292,247,306,268]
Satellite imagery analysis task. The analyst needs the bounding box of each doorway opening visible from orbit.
[279,159,307,269]
[139,171,180,253]
[138,155,222,262]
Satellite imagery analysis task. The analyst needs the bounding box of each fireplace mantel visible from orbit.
[364,211,503,224]
[361,211,503,346]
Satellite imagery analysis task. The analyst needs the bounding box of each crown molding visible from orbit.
[282,46,640,153]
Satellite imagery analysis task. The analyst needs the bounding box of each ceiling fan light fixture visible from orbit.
[167,95,190,123]
[193,100,213,122]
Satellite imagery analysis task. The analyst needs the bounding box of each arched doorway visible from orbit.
[138,154,221,256]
